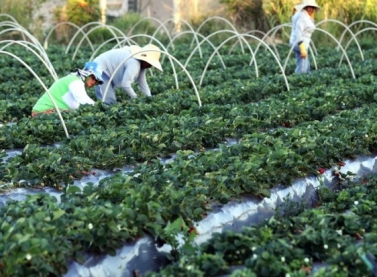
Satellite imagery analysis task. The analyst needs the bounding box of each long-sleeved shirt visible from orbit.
[32,74,94,112]
[289,12,301,46]
[93,47,151,97]
[290,10,315,49]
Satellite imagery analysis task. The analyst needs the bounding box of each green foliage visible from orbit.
[109,13,154,34]
[220,0,269,31]
[2,37,377,276]
[65,0,101,26]
[50,0,101,44]
[220,0,377,43]
[189,14,235,36]
[107,13,160,45]
[0,0,47,39]
[84,27,116,44]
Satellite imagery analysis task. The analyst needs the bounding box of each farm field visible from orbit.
[1,26,377,276]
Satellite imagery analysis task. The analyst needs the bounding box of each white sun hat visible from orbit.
[294,3,305,11]
[301,0,321,10]
[130,44,163,71]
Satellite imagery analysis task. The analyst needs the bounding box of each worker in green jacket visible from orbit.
[32,61,103,117]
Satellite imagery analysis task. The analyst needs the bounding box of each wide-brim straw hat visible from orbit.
[130,44,163,71]
[301,0,320,10]
[294,3,305,12]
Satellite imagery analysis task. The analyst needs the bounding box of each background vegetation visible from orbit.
[2,0,377,276]
[1,0,377,45]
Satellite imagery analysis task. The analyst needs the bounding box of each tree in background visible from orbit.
[55,0,101,26]
[51,0,101,43]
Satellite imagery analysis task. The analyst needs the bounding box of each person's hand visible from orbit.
[299,42,307,59]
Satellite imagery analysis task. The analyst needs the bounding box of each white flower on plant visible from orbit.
[324,244,328,249]
[277,115,281,118]
[26,253,32,260]
[88,223,93,230]
[281,256,285,262]
[285,274,291,277]
[337,243,341,249]
[252,246,257,251]
[304,257,310,263]
[336,229,343,236]
[365,134,369,138]
[252,254,258,259]
[354,201,359,205]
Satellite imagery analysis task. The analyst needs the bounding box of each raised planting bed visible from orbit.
[1,39,377,276]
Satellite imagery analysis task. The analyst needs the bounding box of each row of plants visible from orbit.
[1,91,377,275]
[1,41,377,276]
[0,46,376,188]
[146,170,377,277]
[0,42,374,122]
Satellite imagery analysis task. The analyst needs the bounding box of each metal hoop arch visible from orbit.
[0,50,70,138]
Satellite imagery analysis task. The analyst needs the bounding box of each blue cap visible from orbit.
[83,61,104,84]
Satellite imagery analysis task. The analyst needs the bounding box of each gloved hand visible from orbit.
[299,42,307,59]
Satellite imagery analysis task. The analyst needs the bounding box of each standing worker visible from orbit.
[290,0,320,74]
[93,44,163,104]
[289,3,304,47]
[32,61,103,117]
